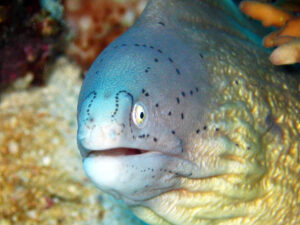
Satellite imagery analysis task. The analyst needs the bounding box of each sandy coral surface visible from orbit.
[0,58,143,225]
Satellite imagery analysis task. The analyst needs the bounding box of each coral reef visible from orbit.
[239,0,300,65]
[0,57,145,225]
[0,58,103,224]
[0,0,65,87]
[64,0,147,70]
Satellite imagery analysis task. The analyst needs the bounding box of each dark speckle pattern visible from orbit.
[181,113,184,120]
[111,90,134,137]
[114,43,182,76]
[158,21,165,26]
[84,91,97,118]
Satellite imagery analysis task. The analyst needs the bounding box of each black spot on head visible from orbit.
[155,103,159,107]
[153,137,157,142]
[216,128,219,131]
[168,57,173,63]
[145,69,149,73]
[158,21,165,26]
[181,113,184,120]
[157,49,162,53]
[172,130,175,134]
[134,43,140,46]
[150,46,154,49]
[195,87,199,92]
[145,92,149,97]
[181,92,185,97]
[142,89,145,93]
[235,80,239,85]
[154,58,159,62]
[203,125,207,130]
[247,146,251,150]
[121,43,127,46]
[190,90,193,95]
[168,111,172,116]
[176,68,181,75]
[196,129,200,134]
[176,97,180,104]
[142,44,147,47]
[199,53,203,58]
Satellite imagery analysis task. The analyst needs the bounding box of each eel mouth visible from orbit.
[85,148,150,158]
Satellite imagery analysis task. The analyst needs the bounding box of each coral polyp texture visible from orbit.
[0,58,103,224]
[0,0,64,87]
[239,0,300,65]
[64,0,147,70]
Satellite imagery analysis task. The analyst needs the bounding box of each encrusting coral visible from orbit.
[0,58,103,224]
[239,0,300,65]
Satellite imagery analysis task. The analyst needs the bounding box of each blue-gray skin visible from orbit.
[77,0,300,225]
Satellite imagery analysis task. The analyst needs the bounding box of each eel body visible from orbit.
[77,1,300,224]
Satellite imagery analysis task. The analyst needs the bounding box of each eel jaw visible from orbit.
[80,146,195,203]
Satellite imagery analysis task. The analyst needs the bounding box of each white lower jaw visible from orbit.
[83,151,191,202]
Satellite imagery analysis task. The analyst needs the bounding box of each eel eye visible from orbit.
[132,103,147,128]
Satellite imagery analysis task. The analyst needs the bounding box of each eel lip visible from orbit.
[84,148,150,158]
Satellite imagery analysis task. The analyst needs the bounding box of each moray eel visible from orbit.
[77,0,300,224]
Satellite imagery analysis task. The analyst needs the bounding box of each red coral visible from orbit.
[64,0,145,70]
